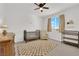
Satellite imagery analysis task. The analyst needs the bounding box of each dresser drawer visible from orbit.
[0,47,4,56]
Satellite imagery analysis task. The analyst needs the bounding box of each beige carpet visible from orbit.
[16,40,57,56]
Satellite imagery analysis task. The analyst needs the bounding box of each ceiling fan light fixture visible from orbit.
[40,8,43,10]
[41,10,43,12]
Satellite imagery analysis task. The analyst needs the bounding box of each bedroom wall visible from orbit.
[3,4,42,42]
[41,4,79,41]
[1,3,79,42]
[0,4,4,18]
[0,4,5,33]
[64,5,79,31]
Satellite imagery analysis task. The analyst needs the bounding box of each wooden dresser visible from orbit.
[0,33,15,56]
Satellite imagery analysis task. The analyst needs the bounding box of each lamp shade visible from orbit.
[0,24,8,32]
[0,24,8,28]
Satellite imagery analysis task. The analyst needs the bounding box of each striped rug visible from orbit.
[16,40,57,56]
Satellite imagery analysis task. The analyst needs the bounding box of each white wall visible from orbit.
[3,4,42,42]
[0,4,4,18]
[1,3,79,42]
[41,17,48,31]
[0,4,5,33]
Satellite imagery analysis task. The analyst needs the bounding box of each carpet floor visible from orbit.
[16,40,57,56]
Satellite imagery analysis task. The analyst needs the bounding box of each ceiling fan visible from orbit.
[34,3,49,12]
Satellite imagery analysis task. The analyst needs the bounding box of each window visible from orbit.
[51,16,60,30]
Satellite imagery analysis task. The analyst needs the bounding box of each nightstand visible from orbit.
[0,33,15,56]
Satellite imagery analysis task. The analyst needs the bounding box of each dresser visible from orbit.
[0,33,15,56]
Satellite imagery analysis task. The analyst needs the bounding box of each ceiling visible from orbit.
[4,3,79,17]
[32,3,78,16]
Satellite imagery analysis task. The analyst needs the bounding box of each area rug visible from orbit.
[16,40,57,56]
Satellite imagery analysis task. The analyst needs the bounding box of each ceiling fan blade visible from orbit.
[42,3,46,6]
[39,3,46,7]
[43,7,49,9]
[34,8,40,10]
[34,3,39,6]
